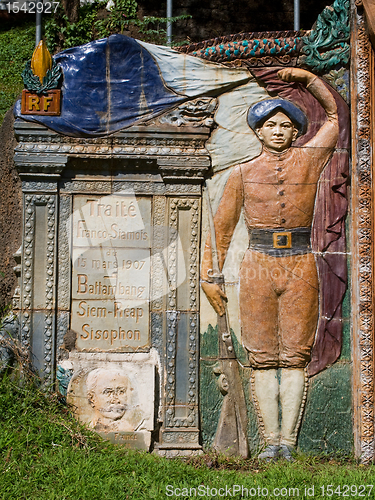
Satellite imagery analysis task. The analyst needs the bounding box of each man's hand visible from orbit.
[278,68,316,86]
[201,282,227,316]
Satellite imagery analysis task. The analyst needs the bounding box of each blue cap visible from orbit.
[247,98,307,136]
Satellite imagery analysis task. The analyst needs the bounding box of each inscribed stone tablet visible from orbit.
[71,195,151,351]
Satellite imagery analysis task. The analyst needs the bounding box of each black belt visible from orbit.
[248,227,311,256]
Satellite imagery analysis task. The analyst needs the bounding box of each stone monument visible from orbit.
[8,0,371,460]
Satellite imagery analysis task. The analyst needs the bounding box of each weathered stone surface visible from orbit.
[299,363,352,454]
[71,195,152,352]
[200,325,260,453]
[11,110,208,452]
[7,16,357,458]
[66,351,157,450]
[0,313,19,373]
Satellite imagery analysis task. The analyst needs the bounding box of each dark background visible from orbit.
[1,0,332,42]
[139,0,330,41]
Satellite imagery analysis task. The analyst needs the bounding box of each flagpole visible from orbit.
[294,0,300,31]
[167,0,172,46]
[36,2,42,45]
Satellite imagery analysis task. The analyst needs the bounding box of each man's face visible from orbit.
[91,374,130,421]
[256,112,298,152]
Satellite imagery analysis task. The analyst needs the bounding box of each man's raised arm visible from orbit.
[278,68,339,149]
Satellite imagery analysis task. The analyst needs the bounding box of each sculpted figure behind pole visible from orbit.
[201,68,340,460]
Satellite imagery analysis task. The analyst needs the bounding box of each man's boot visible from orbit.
[279,368,307,460]
[252,368,280,460]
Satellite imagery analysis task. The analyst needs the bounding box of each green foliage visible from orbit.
[0,303,12,323]
[137,14,192,45]
[45,2,103,53]
[0,23,36,124]
[45,0,191,52]
[94,0,138,38]
[0,375,91,452]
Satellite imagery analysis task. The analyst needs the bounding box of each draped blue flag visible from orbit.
[14,35,185,137]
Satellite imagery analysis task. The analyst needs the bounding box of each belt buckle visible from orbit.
[273,231,292,249]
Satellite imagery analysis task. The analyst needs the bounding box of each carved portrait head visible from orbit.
[248,99,307,153]
[87,368,132,423]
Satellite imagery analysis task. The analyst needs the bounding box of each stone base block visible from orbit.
[153,428,202,457]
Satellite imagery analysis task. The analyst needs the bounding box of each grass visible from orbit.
[0,373,375,500]
[0,22,36,125]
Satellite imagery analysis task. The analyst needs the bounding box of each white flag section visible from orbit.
[138,40,270,172]
[206,80,270,172]
[138,40,251,96]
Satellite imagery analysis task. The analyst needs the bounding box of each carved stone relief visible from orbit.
[10,0,360,459]
[66,354,156,449]
[157,98,217,128]
[19,193,57,381]
[200,65,349,459]
[70,194,152,352]
[155,197,201,455]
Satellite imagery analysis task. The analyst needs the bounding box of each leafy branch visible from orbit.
[136,14,192,44]
[21,59,62,94]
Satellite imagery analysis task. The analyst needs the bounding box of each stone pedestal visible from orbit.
[13,117,211,455]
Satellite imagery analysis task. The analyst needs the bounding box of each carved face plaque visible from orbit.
[87,369,131,422]
[68,367,144,433]
[66,360,155,449]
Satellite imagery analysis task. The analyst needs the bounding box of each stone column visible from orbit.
[13,103,213,454]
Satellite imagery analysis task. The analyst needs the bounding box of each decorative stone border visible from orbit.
[351,0,375,463]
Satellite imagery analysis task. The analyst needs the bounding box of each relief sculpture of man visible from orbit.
[87,368,134,431]
[201,68,339,460]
